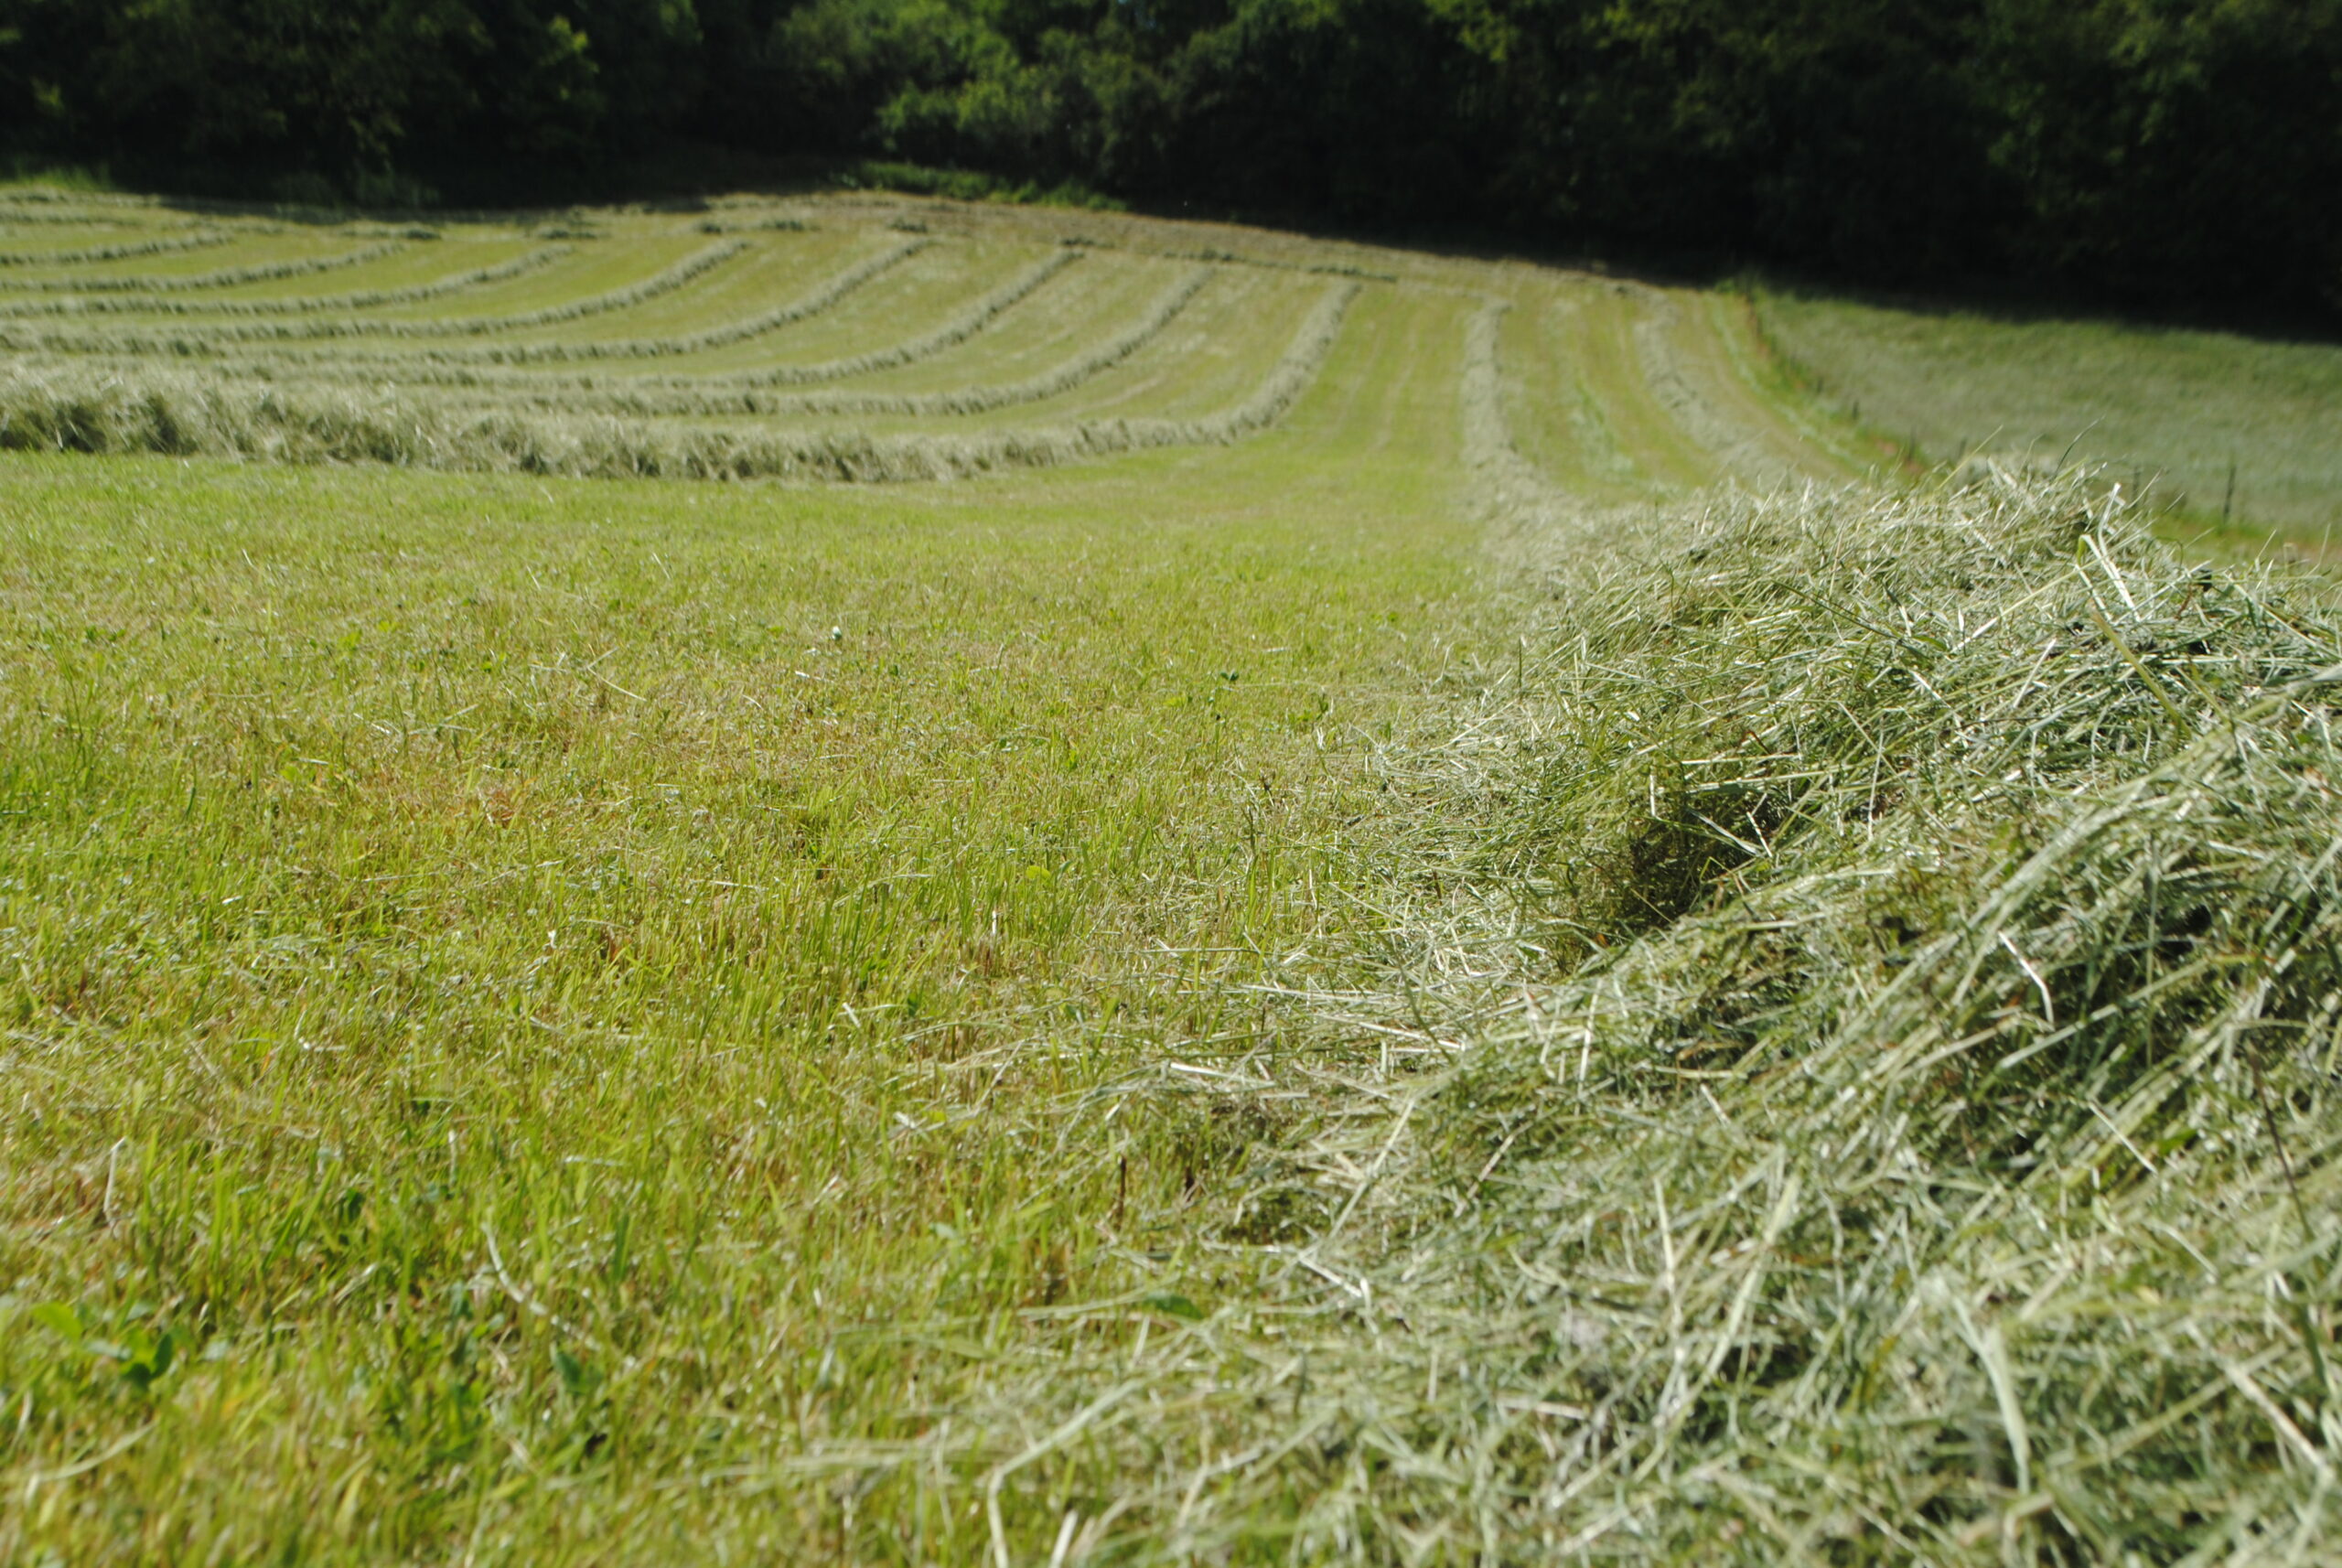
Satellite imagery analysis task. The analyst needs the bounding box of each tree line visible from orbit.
[1,0,2336,312]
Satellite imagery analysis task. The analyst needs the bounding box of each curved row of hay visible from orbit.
[0,242,569,317]
[330,261,1216,424]
[283,237,929,366]
[227,247,1184,397]
[0,237,412,295]
[0,237,757,349]
[533,263,1217,419]
[0,201,1376,482]
[0,277,1359,481]
[0,227,235,266]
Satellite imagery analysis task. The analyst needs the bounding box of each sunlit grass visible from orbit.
[7,177,2342,1563]
[1756,284,2342,545]
[0,285,1484,1557]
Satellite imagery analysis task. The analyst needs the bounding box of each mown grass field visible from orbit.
[6,186,2342,1564]
[1754,285,2342,551]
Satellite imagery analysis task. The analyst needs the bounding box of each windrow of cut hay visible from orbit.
[0,208,211,226]
[0,243,568,317]
[0,280,1357,481]
[0,238,409,295]
[606,262,1209,415]
[670,242,1076,382]
[0,188,163,208]
[959,318,2342,1561]
[234,252,1191,408]
[1629,285,1807,487]
[348,236,939,368]
[412,263,1214,418]
[18,237,948,373]
[120,237,1065,376]
[0,229,235,266]
[0,238,753,350]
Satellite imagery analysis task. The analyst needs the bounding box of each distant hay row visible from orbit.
[365,237,936,368]
[1459,298,1566,517]
[0,209,210,227]
[243,244,1112,397]
[0,279,1357,482]
[0,244,568,317]
[0,208,1360,488]
[0,239,407,295]
[16,236,924,364]
[52,240,1099,392]
[0,228,236,266]
[0,238,753,349]
[684,243,1070,383]
[537,263,1215,419]
[0,188,154,207]
[348,242,1078,384]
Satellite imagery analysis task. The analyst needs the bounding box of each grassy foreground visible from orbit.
[0,431,1487,1561]
[16,435,2342,1567]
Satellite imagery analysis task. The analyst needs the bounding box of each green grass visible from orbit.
[0,269,1493,1559]
[1754,284,2342,548]
[7,183,2342,1563]
[0,445,1480,1562]
[0,231,375,287]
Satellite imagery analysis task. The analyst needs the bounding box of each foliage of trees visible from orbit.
[1,0,2336,310]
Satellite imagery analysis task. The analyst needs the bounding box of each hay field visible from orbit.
[1754,285,2342,549]
[5,188,2342,1564]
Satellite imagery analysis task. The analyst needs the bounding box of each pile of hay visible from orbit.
[988,472,2342,1563]
[0,282,1354,484]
